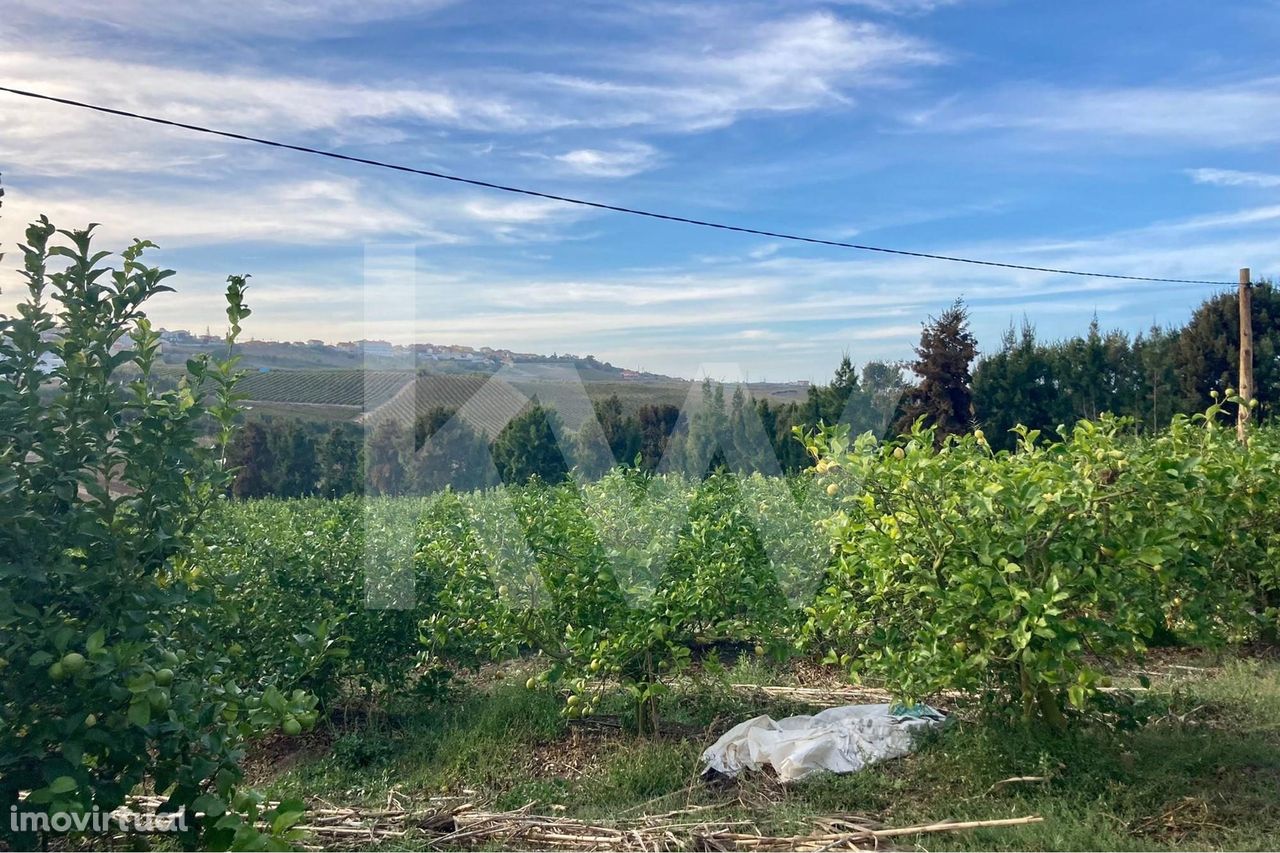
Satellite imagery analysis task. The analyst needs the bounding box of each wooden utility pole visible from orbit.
[1238,267,1253,444]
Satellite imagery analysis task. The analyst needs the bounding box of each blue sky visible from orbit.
[1,0,1278,380]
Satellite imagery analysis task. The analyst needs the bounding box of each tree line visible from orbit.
[226,282,1276,496]
[923,282,1276,450]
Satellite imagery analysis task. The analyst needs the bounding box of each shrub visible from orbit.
[800,412,1254,729]
[0,219,310,849]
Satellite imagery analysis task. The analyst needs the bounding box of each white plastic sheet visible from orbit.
[700,703,947,783]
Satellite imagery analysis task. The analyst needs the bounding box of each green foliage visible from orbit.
[1175,280,1279,418]
[196,495,497,710]
[317,424,363,498]
[973,319,1188,448]
[492,404,570,484]
[0,219,310,849]
[895,299,978,441]
[513,473,802,733]
[197,470,825,734]
[802,404,1280,728]
[412,406,494,492]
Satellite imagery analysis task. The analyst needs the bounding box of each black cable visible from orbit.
[0,84,1241,287]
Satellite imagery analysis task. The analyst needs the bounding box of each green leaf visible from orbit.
[49,775,77,794]
[128,696,151,727]
[191,793,227,817]
[271,809,304,835]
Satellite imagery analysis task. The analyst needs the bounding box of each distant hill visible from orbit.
[235,367,811,434]
[160,336,676,381]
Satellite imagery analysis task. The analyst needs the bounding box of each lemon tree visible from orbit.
[0,220,310,849]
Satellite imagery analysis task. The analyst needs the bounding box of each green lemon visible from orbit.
[61,652,86,674]
[154,668,175,687]
[148,688,170,713]
[282,717,302,736]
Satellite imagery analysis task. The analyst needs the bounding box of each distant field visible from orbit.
[237,370,414,408]
[234,368,811,433]
[361,373,530,437]
[241,400,363,423]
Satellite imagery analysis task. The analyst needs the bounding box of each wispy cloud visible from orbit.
[0,0,460,38]
[1187,168,1280,189]
[0,7,942,181]
[0,175,585,248]
[829,0,963,14]
[554,143,661,178]
[601,11,942,131]
[915,79,1280,146]
[0,51,535,179]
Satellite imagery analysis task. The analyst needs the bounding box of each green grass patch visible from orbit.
[258,654,1280,851]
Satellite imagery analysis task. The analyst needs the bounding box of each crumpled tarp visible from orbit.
[700,703,947,783]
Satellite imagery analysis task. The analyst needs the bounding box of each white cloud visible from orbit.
[0,175,585,251]
[0,179,438,250]
[0,0,459,38]
[847,322,922,340]
[0,51,536,178]
[0,7,941,192]
[1188,168,1280,189]
[917,79,1280,146]
[617,11,943,131]
[554,143,661,178]
[830,0,963,14]
[459,198,576,224]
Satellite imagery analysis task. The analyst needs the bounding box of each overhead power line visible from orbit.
[0,84,1242,287]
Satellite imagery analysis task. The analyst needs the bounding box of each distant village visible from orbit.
[155,328,532,366]
[26,328,803,386]
[16,327,660,379]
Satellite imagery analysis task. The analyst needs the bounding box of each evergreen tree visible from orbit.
[318,425,362,498]
[492,405,569,484]
[412,406,493,493]
[681,380,729,475]
[274,422,318,498]
[1134,326,1181,431]
[366,418,409,496]
[1175,281,1279,418]
[972,321,1065,450]
[636,403,680,472]
[590,394,642,468]
[228,420,277,498]
[802,354,858,427]
[859,360,908,437]
[895,300,978,440]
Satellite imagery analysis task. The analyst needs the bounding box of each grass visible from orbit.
[256,653,1280,851]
